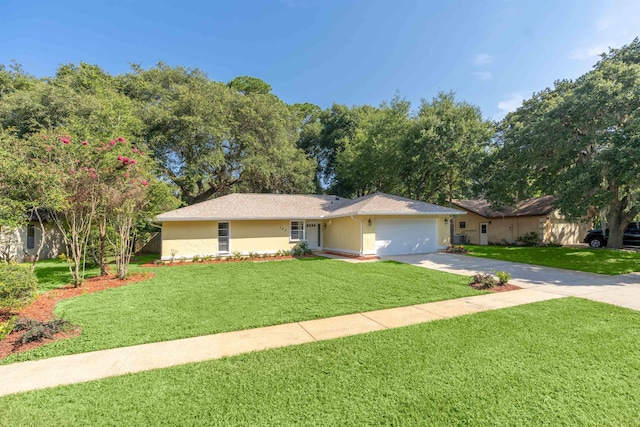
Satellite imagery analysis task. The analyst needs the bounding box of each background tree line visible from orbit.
[1,37,639,262]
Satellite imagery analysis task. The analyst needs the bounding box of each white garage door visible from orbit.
[375,218,438,256]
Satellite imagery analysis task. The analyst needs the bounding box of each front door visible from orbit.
[305,222,321,250]
[479,223,488,245]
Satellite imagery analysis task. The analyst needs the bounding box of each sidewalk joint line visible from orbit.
[296,323,318,341]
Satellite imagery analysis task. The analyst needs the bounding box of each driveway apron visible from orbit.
[383,253,640,311]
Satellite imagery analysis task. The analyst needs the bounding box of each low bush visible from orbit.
[492,269,511,285]
[292,241,313,257]
[0,316,16,340]
[470,273,497,288]
[12,317,73,344]
[445,245,467,253]
[516,231,540,246]
[0,262,39,311]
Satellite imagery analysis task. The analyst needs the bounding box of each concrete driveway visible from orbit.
[383,253,640,311]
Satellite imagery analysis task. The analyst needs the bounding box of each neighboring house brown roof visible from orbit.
[156,192,464,222]
[452,196,557,218]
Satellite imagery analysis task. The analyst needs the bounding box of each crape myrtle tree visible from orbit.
[33,133,172,285]
[483,39,640,248]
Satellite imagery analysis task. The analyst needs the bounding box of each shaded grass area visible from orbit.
[32,254,160,293]
[465,245,640,275]
[32,259,99,293]
[2,298,639,426]
[3,258,482,363]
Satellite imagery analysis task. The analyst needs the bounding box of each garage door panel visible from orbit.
[376,219,438,256]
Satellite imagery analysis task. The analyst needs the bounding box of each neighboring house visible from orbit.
[451,196,590,245]
[155,192,464,260]
[0,220,65,262]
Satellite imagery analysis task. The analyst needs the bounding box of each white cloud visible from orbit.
[571,2,640,61]
[473,54,493,66]
[497,93,525,114]
[473,71,493,80]
[570,45,607,61]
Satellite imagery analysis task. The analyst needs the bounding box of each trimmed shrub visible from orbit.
[516,231,540,246]
[12,317,72,344]
[0,262,39,311]
[292,241,313,256]
[492,269,512,286]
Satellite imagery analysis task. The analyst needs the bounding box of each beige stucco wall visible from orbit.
[162,213,456,259]
[453,211,483,244]
[0,223,64,263]
[544,210,591,245]
[453,209,588,245]
[229,220,297,254]
[161,219,319,259]
[323,216,361,254]
[161,221,218,259]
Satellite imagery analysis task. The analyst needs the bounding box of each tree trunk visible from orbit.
[30,208,46,273]
[606,188,638,249]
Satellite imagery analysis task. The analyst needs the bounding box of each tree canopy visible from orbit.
[482,38,640,248]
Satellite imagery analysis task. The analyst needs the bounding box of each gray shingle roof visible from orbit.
[327,193,465,218]
[156,192,464,222]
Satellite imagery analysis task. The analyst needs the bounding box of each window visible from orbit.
[290,221,305,241]
[459,221,466,229]
[218,222,230,253]
[26,225,35,250]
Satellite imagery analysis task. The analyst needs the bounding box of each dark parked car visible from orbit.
[584,222,640,248]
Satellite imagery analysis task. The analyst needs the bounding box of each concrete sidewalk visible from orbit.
[384,253,640,311]
[0,289,562,397]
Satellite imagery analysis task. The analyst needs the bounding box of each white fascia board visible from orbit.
[326,210,466,219]
[155,216,326,222]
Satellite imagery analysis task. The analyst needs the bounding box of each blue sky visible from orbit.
[1,0,638,120]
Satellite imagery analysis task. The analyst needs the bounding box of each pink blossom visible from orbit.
[117,137,126,142]
[132,148,138,153]
[109,140,116,146]
[117,155,123,161]
[89,167,95,172]
[141,180,148,187]
[124,172,130,178]
[130,159,137,164]
[46,146,52,152]
[123,158,129,165]
[59,137,70,144]
[101,142,106,147]
[82,141,88,146]
[70,169,76,175]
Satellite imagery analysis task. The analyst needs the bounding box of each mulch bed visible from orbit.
[469,283,521,292]
[0,272,153,361]
[321,251,380,261]
[140,254,320,267]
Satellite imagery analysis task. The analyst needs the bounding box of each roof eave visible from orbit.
[326,210,466,218]
[155,216,327,222]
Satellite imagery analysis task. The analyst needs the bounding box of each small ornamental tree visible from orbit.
[34,134,168,284]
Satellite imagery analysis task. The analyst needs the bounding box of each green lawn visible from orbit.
[2,298,639,426]
[465,245,640,275]
[3,258,482,364]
